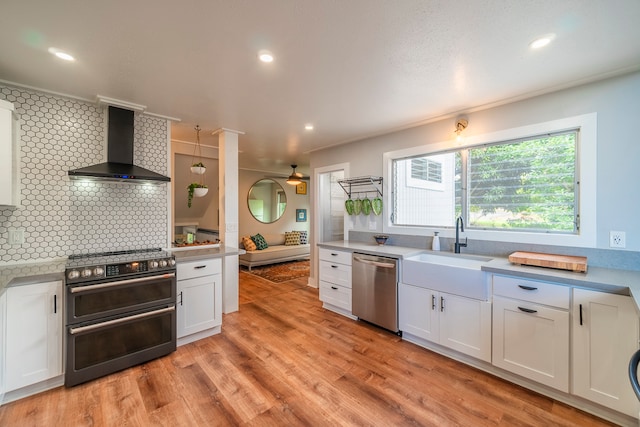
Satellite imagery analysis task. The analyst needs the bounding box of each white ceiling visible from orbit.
[1,1,639,176]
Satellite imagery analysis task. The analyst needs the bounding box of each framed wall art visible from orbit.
[296,181,307,195]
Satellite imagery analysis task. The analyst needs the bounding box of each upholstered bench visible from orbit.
[239,233,310,271]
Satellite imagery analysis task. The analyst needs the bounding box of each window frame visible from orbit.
[382,113,597,247]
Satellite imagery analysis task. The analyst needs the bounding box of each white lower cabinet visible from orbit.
[492,275,571,392]
[492,295,569,392]
[399,282,491,362]
[176,258,222,345]
[318,248,353,317]
[0,290,6,402]
[572,288,639,417]
[5,281,63,392]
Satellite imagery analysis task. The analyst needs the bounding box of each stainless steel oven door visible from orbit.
[66,272,176,324]
[65,304,176,387]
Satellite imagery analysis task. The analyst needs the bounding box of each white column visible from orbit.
[214,128,243,313]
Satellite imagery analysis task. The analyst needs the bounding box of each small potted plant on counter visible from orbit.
[187,182,208,208]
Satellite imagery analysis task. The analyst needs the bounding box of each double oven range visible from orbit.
[65,248,177,387]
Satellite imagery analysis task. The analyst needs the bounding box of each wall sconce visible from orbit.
[455,118,468,142]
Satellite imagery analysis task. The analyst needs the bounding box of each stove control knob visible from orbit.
[94,267,105,277]
[81,268,93,278]
[159,260,168,268]
[67,270,80,280]
[149,260,159,269]
[168,259,176,267]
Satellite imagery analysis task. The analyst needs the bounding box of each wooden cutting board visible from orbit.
[508,251,587,273]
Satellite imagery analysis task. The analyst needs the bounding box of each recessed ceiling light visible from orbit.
[258,50,274,63]
[304,124,314,131]
[48,47,75,61]
[529,34,555,50]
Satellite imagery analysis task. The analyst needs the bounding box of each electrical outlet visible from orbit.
[8,227,24,245]
[609,231,626,248]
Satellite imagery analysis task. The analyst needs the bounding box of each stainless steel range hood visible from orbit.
[68,106,171,183]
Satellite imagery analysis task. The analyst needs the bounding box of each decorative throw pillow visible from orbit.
[284,231,301,246]
[242,236,257,251]
[296,230,308,244]
[251,233,268,250]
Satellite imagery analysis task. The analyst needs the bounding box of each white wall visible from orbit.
[239,170,310,240]
[310,71,640,252]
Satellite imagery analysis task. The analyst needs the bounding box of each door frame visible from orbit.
[309,162,349,288]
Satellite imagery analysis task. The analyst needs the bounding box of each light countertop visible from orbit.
[0,246,245,293]
[318,241,425,259]
[319,240,640,311]
[171,246,245,263]
[0,260,66,293]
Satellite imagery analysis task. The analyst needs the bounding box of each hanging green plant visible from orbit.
[190,126,207,174]
[187,182,208,208]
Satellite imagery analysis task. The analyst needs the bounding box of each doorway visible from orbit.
[317,169,346,242]
[310,163,349,288]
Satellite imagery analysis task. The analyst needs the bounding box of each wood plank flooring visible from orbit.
[0,271,616,426]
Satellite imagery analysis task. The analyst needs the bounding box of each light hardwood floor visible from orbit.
[0,271,615,426]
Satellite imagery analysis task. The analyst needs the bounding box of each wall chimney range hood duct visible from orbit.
[68,105,170,184]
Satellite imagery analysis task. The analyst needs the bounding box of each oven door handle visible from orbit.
[69,273,176,294]
[69,305,175,335]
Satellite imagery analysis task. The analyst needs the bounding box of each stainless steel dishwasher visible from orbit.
[352,253,399,333]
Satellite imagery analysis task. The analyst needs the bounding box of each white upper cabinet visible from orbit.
[0,99,19,207]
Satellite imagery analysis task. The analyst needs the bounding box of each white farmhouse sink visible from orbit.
[402,252,493,300]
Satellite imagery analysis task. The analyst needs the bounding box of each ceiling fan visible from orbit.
[285,165,310,185]
[267,164,310,185]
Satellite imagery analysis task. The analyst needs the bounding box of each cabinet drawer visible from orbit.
[493,275,570,309]
[319,248,352,266]
[319,260,352,288]
[177,258,222,280]
[319,281,352,312]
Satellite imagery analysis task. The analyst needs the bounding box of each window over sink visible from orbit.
[383,113,597,247]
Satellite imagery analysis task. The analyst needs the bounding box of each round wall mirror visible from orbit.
[247,179,287,223]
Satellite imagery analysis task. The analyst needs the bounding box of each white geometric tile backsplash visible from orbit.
[0,84,169,264]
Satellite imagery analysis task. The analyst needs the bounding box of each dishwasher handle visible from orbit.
[353,256,396,269]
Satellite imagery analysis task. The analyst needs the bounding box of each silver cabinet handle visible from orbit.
[431,294,436,310]
[353,256,395,268]
[440,296,445,312]
[70,273,175,293]
[69,306,175,335]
